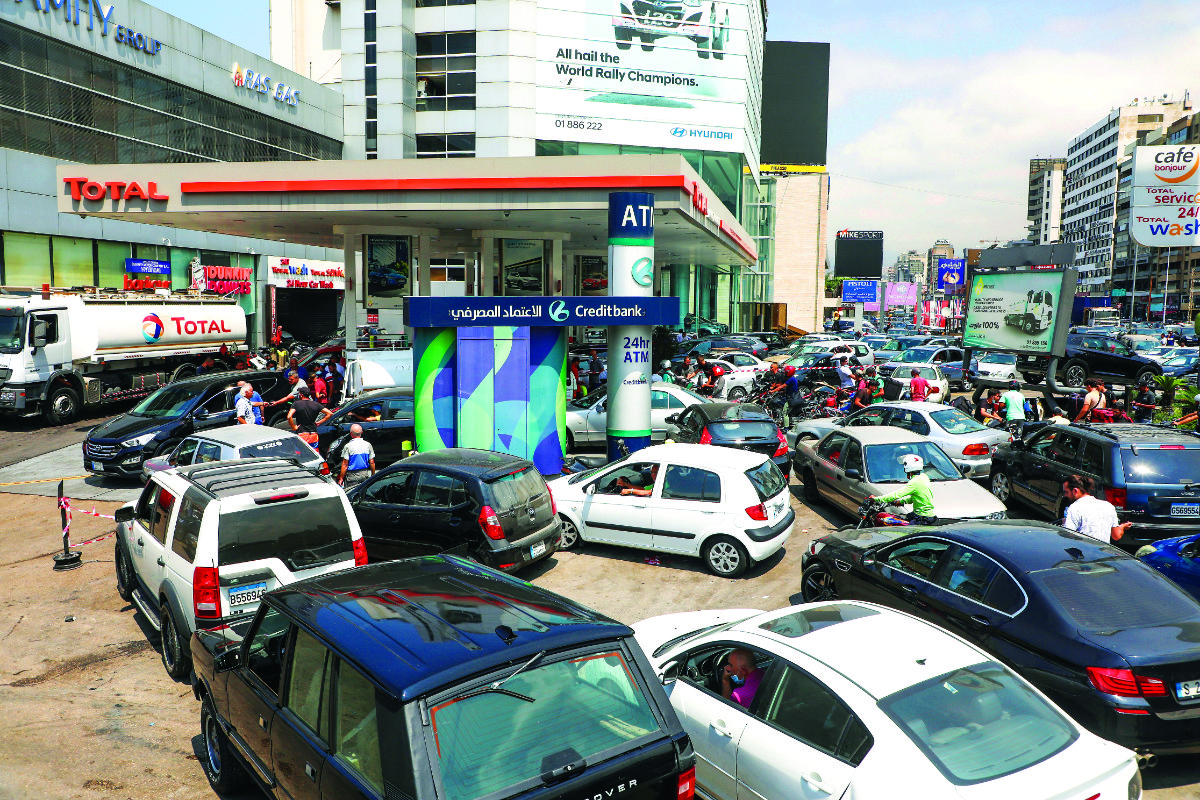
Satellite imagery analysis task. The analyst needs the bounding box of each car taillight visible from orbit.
[1086,667,1166,697]
[699,427,712,445]
[1106,487,1127,509]
[319,461,330,475]
[479,505,505,540]
[962,443,989,456]
[547,486,557,516]
[352,537,368,566]
[193,566,220,620]
[677,767,695,800]
[745,503,768,521]
[774,427,788,457]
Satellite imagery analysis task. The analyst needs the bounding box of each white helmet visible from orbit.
[901,454,924,474]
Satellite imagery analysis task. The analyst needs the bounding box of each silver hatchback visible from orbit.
[791,401,1010,478]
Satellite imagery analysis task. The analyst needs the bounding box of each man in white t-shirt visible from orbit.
[836,357,855,389]
[339,424,377,487]
[1061,474,1131,543]
[235,385,258,424]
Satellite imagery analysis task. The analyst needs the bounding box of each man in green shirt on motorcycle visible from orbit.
[869,454,936,524]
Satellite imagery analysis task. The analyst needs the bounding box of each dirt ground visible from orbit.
[0,486,1196,799]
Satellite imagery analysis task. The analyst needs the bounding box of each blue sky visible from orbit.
[154,0,1199,267]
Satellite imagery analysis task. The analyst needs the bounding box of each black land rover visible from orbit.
[192,556,696,800]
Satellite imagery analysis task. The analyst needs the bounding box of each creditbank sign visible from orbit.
[5,0,164,59]
[407,296,681,328]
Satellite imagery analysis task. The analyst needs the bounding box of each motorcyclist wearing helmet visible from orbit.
[869,454,937,525]
[709,364,727,397]
[656,359,676,384]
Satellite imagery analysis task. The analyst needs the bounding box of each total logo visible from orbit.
[142,313,164,344]
[1152,147,1200,183]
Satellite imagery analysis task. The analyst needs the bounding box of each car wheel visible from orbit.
[990,470,1012,503]
[201,697,248,793]
[1135,368,1157,386]
[800,563,839,602]
[159,602,190,680]
[639,35,654,51]
[114,542,135,602]
[171,362,199,382]
[802,469,822,505]
[1023,373,1044,385]
[695,37,710,59]
[728,386,747,401]
[1063,359,1088,388]
[565,429,575,454]
[702,536,749,578]
[42,385,80,425]
[614,26,633,49]
[558,515,581,550]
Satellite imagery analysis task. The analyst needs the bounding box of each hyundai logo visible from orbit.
[670,127,687,137]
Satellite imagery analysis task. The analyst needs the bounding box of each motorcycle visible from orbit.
[846,497,916,530]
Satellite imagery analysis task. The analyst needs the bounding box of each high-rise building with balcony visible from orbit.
[1027,158,1065,245]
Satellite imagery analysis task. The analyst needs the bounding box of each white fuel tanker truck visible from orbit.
[0,288,246,424]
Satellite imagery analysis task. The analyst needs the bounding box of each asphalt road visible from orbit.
[0,399,136,470]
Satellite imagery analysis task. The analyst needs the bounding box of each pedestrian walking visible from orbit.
[287,387,332,446]
[909,368,930,402]
[1131,377,1157,423]
[1061,474,1132,543]
[338,424,376,487]
[1074,379,1107,422]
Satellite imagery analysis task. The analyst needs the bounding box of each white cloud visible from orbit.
[824,1,1200,269]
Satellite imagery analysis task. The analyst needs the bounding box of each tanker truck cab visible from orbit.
[0,289,247,425]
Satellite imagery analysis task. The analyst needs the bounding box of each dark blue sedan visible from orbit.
[1138,534,1200,602]
[797,520,1200,755]
[1160,352,1199,380]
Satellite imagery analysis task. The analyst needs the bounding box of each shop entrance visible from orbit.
[275,288,341,342]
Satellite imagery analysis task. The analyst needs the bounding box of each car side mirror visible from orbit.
[115,506,135,523]
[1181,544,1199,559]
[214,647,241,673]
[845,468,862,480]
[665,413,679,424]
[586,484,596,495]
[30,319,47,350]
[660,659,679,684]
[1010,439,1025,449]
[861,551,876,567]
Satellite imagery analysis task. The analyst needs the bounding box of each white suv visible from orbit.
[114,458,366,679]
[549,443,793,577]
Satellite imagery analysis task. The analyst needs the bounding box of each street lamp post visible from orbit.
[1131,241,1139,322]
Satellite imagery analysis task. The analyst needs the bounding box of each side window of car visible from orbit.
[285,628,332,740]
[759,663,873,766]
[1027,429,1061,457]
[334,662,384,793]
[149,488,175,545]
[595,463,656,495]
[884,540,952,580]
[1048,433,1081,466]
[134,483,158,530]
[668,393,686,409]
[175,438,199,466]
[817,433,848,466]
[202,388,235,413]
[931,546,1000,603]
[650,390,671,410]
[847,408,888,427]
[982,569,1026,614]
[171,492,205,562]
[679,644,769,705]
[414,472,467,507]
[891,409,930,436]
[1077,439,1106,476]
[385,397,415,420]
[842,441,864,476]
[660,465,721,502]
[194,441,222,464]
[244,606,292,697]
[363,471,416,505]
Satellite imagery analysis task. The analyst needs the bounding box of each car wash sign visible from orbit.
[6,0,165,60]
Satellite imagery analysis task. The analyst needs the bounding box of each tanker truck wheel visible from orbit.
[43,386,80,426]
[171,363,198,382]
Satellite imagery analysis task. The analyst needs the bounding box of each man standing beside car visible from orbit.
[339,424,376,487]
[288,387,333,446]
[235,385,258,425]
[1061,474,1133,543]
[1000,381,1027,434]
[1132,378,1157,423]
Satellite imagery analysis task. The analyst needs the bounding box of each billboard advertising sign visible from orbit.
[534,0,757,164]
[841,280,877,304]
[1132,146,1200,247]
[834,231,884,278]
[962,269,1077,355]
[406,296,680,328]
[364,235,411,310]
[936,259,965,291]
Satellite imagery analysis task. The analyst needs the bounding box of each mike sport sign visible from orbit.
[1132,145,1200,247]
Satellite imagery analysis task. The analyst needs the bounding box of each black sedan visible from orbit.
[797,520,1200,755]
[311,387,415,471]
[666,402,790,477]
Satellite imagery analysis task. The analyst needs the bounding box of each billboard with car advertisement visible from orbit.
[962,269,1077,356]
[535,0,762,166]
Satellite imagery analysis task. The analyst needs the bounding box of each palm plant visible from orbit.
[1153,374,1189,412]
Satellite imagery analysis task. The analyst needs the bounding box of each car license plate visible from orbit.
[90,461,103,472]
[1171,503,1200,517]
[228,582,267,606]
[1177,678,1200,701]
[530,541,547,558]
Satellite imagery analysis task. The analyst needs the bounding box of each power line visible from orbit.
[828,172,1024,206]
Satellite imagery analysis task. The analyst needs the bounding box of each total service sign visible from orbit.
[1132,145,1200,246]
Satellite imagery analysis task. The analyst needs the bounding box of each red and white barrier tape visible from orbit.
[59,496,117,548]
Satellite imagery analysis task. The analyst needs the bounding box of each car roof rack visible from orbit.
[1072,423,1200,442]
[178,457,327,498]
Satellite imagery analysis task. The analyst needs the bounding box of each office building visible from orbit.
[1027,157,1065,245]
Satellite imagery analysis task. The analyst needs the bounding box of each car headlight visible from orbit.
[986,511,1007,520]
[121,432,158,449]
[1134,545,1158,558]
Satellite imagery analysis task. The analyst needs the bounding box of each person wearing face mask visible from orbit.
[720,648,763,709]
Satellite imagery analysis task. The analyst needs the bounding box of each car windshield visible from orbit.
[1165,354,1198,368]
[883,338,924,352]
[878,661,1076,785]
[1131,340,1160,352]
[978,352,1016,365]
[745,459,787,501]
[800,343,836,355]
[930,409,987,434]
[786,354,831,370]
[569,387,607,409]
[899,347,937,363]
[239,437,318,463]
[864,442,960,483]
[1030,560,1200,629]
[1121,446,1200,484]
[129,384,203,418]
[672,385,706,403]
[430,648,662,800]
[0,309,24,353]
[217,496,354,569]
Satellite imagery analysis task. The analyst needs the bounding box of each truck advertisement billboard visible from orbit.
[962,269,1076,356]
[534,0,758,165]
[1131,145,1200,247]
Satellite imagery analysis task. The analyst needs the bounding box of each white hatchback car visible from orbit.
[548,443,793,577]
[634,602,1142,800]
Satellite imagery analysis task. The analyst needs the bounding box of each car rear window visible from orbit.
[930,409,986,435]
[1120,446,1200,484]
[487,467,547,510]
[429,648,663,800]
[217,496,354,569]
[713,420,778,439]
[878,661,1076,785]
[745,459,787,501]
[239,437,318,463]
[1031,562,1200,630]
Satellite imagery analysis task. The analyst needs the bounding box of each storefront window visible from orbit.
[171,248,200,291]
[416,133,476,158]
[98,241,132,289]
[52,237,94,287]
[2,232,50,287]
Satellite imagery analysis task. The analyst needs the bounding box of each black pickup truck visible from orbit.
[191,556,696,800]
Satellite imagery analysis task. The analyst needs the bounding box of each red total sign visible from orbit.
[63,177,168,202]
